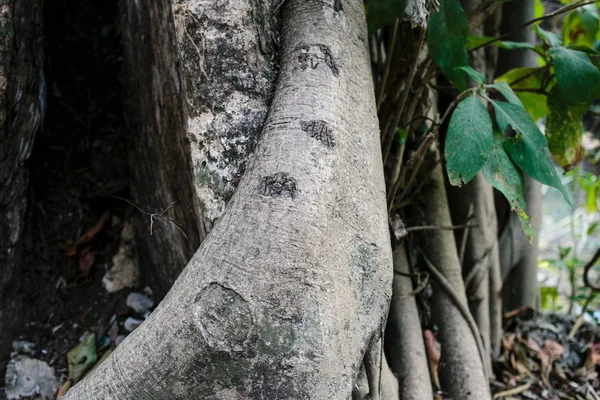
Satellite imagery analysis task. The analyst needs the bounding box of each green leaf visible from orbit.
[445,95,493,186]
[588,221,599,235]
[456,66,485,84]
[427,0,469,91]
[466,36,535,50]
[68,333,98,383]
[395,128,408,145]
[489,99,572,205]
[580,4,599,38]
[494,67,547,121]
[545,85,585,170]
[535,25,563,47]
[365,0,408,34]
[482,132,533,240]
[488,82,522,106]
[550,47,600,106]
[534,0,544,19]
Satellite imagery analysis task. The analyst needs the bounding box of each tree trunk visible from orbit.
[447,173,498,370]
[0,0,43,360]
[119,0,203,294]
[119,0,279,293]
[64,0,393,398]
[422,151,491,400]
[495,0,542,311]
[385,245,433,399]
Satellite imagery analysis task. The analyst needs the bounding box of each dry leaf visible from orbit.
[66,212,109,256]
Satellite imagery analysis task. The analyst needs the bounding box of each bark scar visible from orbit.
[296,44,339,76]
[300,120,335,148]
[259,173,298,199]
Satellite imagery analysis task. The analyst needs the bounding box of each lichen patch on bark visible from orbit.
[172,0,279,230]
[194,283,253,353]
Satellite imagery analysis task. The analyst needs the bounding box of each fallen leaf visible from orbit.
[424,329,440,390]
[78,247,94,277]
[66,212,109,256]
[55,379,71,399]
[583,341,600,369]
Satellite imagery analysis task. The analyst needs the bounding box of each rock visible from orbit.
[4,356,58,400]
[102,243,139,293]
[126,292,154,314]
[123,317,143,333]
[12,341,35,355]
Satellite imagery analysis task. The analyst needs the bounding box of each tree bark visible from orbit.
[495,0,542,311]
[385,245,433,400]
[64,0,392,398]
[0,0,43,359]
[447,173,498,370]
[422,151,491,400]
[171,0,279,233]
[119,0,279,293]
[119,0,203,294]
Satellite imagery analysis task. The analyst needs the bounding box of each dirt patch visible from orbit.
[1,0,155,393]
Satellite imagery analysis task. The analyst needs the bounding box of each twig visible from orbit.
[377,19,399,112]
[468,0,503,31]
[492,383,532,399]
[421,251,490,380]
[459,205,476,267]
[387,132,434,210]
[470,0,596,52]
[568,291,596,338]
[512,88,548,95]
[382,28,426,164]
[582,248,600,291]
[110,195,193,248]
[402,115,439,129]
[505,66,545,87]
[405,223,478,232]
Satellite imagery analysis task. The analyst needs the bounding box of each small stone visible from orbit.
[123,317,143,333]
[12,341,35,355]
[4,355,58,399]
[126,292,154,314]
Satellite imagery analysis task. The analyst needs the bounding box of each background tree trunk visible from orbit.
[0,0,43,360]
[119,0,202,294]
[119,0,279,293]
[64,0,393,398]
[385,245,433,400]
[422,151,491,400]
[495,0,542,311]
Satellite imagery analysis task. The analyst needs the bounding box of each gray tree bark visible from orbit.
[495,0,542,311]
[422,150,491,400]
[0,0,43,360]
[64,0,393,398]
[119,0,203,294]
[385,245,433,400]
[119,0,279,293]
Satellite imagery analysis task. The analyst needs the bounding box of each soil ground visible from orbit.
[0,0,153,392]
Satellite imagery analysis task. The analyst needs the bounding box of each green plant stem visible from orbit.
[568,291,597,338]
